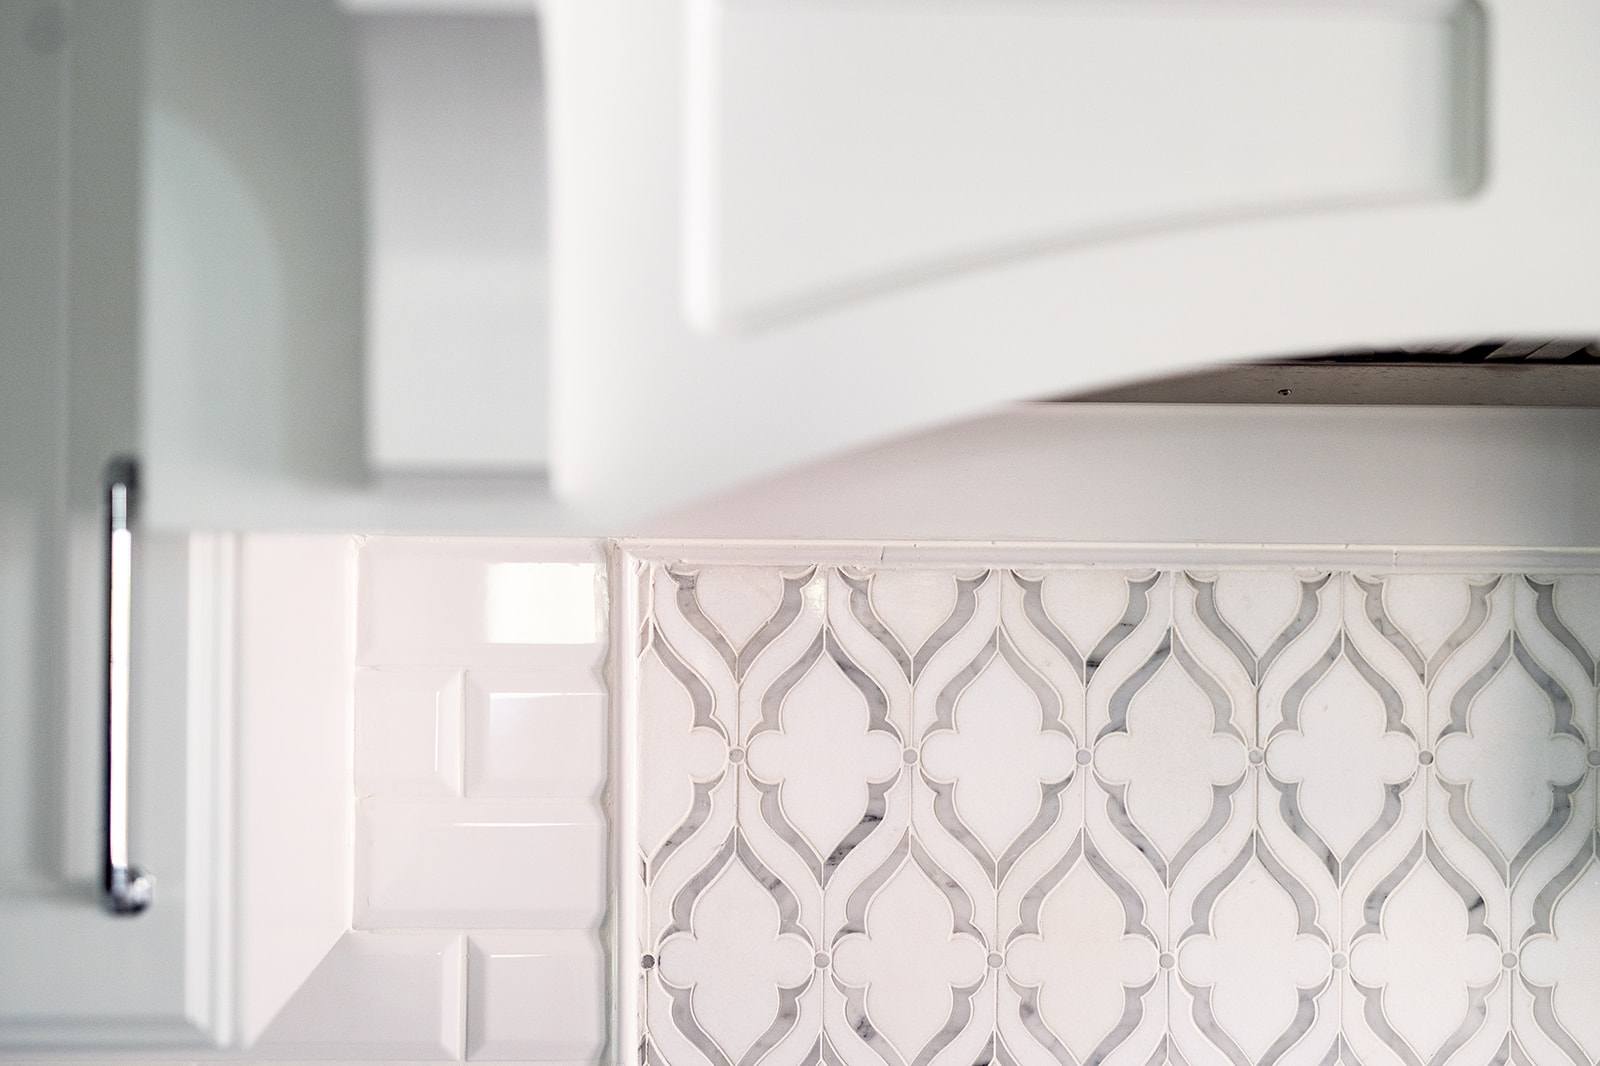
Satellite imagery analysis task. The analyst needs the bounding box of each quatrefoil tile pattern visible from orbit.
[633,562,1600,1066]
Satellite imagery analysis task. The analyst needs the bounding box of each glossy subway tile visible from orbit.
[253,932,465,1060]
[466,931,607,1061]
[464,675,607,799]
[357,797,606,930]
[358,537,607,669]
[355,668,466,798]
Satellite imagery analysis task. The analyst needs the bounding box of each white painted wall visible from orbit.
[651,404,1600,552]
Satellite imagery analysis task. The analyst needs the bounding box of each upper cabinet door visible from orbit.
[689,0,1484,331]
[62,0,569,534]
[0,1,225,1043]
[544,0,1600,528]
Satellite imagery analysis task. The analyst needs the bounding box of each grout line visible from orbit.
[612,547,644,1066]
[620,538,1600,573]
[455,668,469,799]
[346,537,362,933]
[457,933,469,1062]
[1335,574,1346,1035]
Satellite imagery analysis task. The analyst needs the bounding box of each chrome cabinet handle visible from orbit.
[103,458,152,915]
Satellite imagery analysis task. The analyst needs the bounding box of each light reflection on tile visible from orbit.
[485,562,599,645]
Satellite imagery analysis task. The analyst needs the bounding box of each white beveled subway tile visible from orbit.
[357,798,605,929]
[253,931,464,1059]
[465,674,606,798]
[356,668,465,798]
[466,932,606,1062]
[359,537,607,669]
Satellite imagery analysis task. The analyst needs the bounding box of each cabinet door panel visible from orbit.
[0,524,221,1048]
[138,0,562,533]
[0,2,221,1045]
[692,0,1482,330]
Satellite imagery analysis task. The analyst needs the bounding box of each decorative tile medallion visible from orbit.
[632,563,1600,1066]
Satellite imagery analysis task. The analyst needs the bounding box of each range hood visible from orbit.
[1071,340,1600,406]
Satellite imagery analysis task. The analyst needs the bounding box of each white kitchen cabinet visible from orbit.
[3,7,348,1037]
[23,0,1600,534]
[0,3,213,1042]
[33,0,566,536]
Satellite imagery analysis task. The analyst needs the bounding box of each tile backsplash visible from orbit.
[319,538,611,1062]
[61,540,1596,1066]
[628,561,1600,1066]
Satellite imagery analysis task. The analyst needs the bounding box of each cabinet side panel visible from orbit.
[233,536,357,1045]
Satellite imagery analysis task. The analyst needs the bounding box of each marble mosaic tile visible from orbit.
[630,562,1600,1066]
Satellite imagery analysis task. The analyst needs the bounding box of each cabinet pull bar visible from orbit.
[103,458,151,915]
